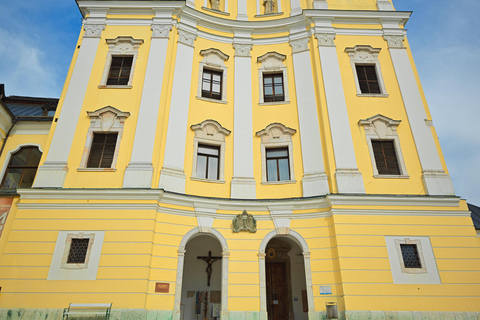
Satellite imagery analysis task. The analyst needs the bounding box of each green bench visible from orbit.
[62,303,112,319]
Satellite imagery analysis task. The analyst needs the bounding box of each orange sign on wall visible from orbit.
[0,198,13,239]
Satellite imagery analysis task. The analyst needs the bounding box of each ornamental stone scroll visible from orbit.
[178,29,197,47]
[233,44,252,57]
[151,24,172,39]
[289,38,309,54]
[83,24,105,38]
[315,33,336,47]
[384,35,405,49]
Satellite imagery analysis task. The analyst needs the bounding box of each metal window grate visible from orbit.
[67,238,90,264]
[400,244,422,268]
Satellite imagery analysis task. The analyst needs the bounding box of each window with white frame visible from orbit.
[345,45,388,96]
[191,120,230,182]
[1,146,42,188]
[256,123,296,184]
[48,231,105,280]
[257,52,289,105]
[358,114,408,178]
[79,106,130,171]
[385,236,440,284]
[197,48,229,103]
[99,36,143,88]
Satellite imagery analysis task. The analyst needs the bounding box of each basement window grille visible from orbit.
[67,238,90,264]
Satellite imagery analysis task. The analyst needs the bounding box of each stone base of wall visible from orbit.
[2,309,479,320]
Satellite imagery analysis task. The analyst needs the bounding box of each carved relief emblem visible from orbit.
[232,210,257,233]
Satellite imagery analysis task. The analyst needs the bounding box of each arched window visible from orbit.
[1,147,42,188]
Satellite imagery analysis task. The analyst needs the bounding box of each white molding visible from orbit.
[79,106,130,170]
[9,122,51,135]
[257,52,289,104]
[48,231,105,280]
[99,36,144,87]
[191,120,231,182]
[377,0,394,11]
[345,45,388,96]
[359,114,408,177]
[196,48,229,102]
[313,0,328,9]
[385,236,441,284]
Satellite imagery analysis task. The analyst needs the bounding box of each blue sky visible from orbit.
[0,0,479,204]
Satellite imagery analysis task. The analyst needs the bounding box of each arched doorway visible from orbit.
[174,229,229,320]
[259,231,314,320]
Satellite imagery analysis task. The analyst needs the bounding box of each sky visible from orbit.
[0,0,478,204]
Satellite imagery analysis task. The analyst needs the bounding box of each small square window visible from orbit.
[263,73,285,102]
[196,144,220,180]
[355,65,381,94]
[266,148,290,182]
[202,69,222,100]
[107,56,133,86]
[67,238,90,264]
[87,133,118,168]
[400,244,422,269]
[372,140,400,175]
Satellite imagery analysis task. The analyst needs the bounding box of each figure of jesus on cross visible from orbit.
[197,251,222,287]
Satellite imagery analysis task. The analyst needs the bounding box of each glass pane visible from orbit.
[203,72,211,80]
[2,169,22,188]
[274,84,283,94]
[198,145,219,156]
[122,57,133,67]
[109,68,120,78]
[111,57,122,66]
[278,158,290,181]
[47,110,56,116]
[202,80,211,91]
[266,149,288,158]
[11,149,29,166]
[212,83,221,93]
[212,73,221,81]
[264,86,273,95]
[273,75,283,84]
[264,77,273,84]
[207,157,219,180]
[19,168,37,187]
[120,68,131,77]
[267,159,278,181]
[196,155,207,179]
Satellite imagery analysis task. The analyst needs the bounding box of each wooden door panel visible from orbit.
[266,262,288,320]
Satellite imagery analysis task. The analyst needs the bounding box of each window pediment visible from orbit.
[358,114,401,139]
[106,36,144,52]
[87,106,130,132]
[258,52,286,70]
[256,123,296,143]
[191,119,231,141]
[345,45,381,62]
[200,48,229,67]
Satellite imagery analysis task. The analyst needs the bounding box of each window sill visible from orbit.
[255,12,284,18]
[373,174,409,179]
[98,85,133,89]
[261,180,296,185]
[191,177,226,184]
[259,100,290,106]
[196,96,228,104]
[357,93,389,97]
[201,6,230,15]
[77,168,117,172]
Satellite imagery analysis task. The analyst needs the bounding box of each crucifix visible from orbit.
[197,251,222,286]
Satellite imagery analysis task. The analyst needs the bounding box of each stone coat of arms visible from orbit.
[232,210,257,233]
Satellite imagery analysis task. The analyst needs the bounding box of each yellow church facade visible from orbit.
[0,0,479,319]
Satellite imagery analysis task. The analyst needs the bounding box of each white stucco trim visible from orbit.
[48,231,105,280]
[0,144,43,188]
[98,36,144,88]
[385,236,440,284]
[174,227,229,320]
[191,120,231,182]
[359,114,408,177]
[345,45,388,96]
[196,48,229,103]
[257,52,290,104]
[258,231,314,318]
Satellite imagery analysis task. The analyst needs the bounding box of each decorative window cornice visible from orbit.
[200,48,230,62]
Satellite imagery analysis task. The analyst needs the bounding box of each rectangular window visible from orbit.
[266,148,290,181]
[400,244,422,269]
[372,140,400,175]
[263,73,284,102]
[67,238,90,264]
[107,56,133,86]
[355,65,381,94]
[202,69,222,100]
[87,133,118,168]
[196,144,220,180]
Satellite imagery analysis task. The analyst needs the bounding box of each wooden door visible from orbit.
[266,261,288,320]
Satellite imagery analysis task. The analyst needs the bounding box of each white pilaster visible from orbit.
[313,0,328,9]
[289,33,329,197]
[158,23,197,193]
[33,15,106,188]
[237,0,248,20]
[258,252,268,320]
[315,31,366,194]
[123,19,172,188]
[290,0,302,16]
[377,0,394,10]
[384,34,454,195]
[231,35,256,199]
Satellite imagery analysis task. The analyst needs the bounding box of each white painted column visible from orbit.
[158,25,197,193]
[173,248,186,320]
[123,22,172,188]
[237,0,248,20]
[34,18,106,188]
[289,36,329,197]
[258,252,268,320]
[313,0,328,9]
[290,0,302,16]
[384,35,454,195]
[315,33,366,194]
[231,41,257,199]
[303,252,316,320]
[220,251,230,320]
